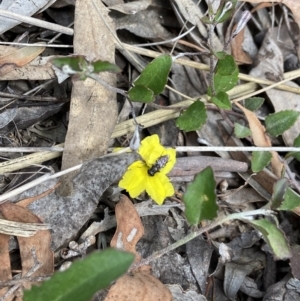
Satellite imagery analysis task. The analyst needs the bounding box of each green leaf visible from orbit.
[265,110,300,137]
[176,100,207,132]
[210,91,231,109]
[127,85,154,103]
[279,188,300,211]
[271,178,288,210]
[93,60,121,73]
[249,219,291,260]
[214,68,239,93]
[201,15,214,24]
[183,167,218,225]
[133,54,172,95]
[24,249,134,301]
[244,97,264,111]
[216,54,237,75]
[51,56,86,72]
[214,0,237,23]
[234,123,251,138]
[286,134,300,161]
[251,151,272,172]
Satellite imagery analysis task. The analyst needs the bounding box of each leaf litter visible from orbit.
[0,0,300,300]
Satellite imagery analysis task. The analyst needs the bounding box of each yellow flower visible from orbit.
[119,134,176,205]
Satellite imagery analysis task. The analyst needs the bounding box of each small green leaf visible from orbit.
[249,219,291,260]
[265,110,300,137]
[133,54,172,95]
[271,178,288,210]
[184,167,218,225]
[24,249,134,301]
[214,68,239,93]
[244,97,264,111]
[216,54,238,75]
[127,85,154,103]
[251,151,272,172]
[52,56,86,72]
[201,15,214,24]
[93,60,121,73]
[271,178,288,209]
[210,91,231,109]
[214,51,226,60]
[214,0,237,23]
[286,134,300,161]
[279,188,300,211]
[234,123,251,138]
[176,100,207,132]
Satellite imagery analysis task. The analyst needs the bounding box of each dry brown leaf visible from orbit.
[0,45,45,76]
[110,195,144,262]
[234,102,283,177]
[0,234,12,300]
[234,102,271,147]
[0,202,53,290]
[231,26,252,64]
[105,265,172,301]
[59,0,118,196]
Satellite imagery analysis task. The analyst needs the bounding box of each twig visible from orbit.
[0,91,61,102]
[175,146,300,152]
[0,147,64,153]
[0,41,73,48]
[133,25,197,47]
[0,8,73,36]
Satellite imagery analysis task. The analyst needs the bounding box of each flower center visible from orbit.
[148,155,169,176]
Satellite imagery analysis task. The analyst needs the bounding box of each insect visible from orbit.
[148,155,169,176]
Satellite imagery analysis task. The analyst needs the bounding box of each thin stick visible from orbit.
[0,8,73,36]
[0,147,64,153]
[175,146,300,152]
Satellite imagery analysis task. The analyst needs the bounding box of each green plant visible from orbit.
[47,0,300,299]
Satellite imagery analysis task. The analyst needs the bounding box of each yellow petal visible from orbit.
[146,173,175,205]
[138,134,165,166]
[159,148,176,175]
[119,161,148,198]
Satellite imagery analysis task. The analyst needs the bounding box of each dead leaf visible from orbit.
[0,234,12,299]
[59,0,118,196]
[110,195,144,263]
[108,0,151,14]
[234,102,271,147]
[105,266,172,301]
[107,197,172,300]
[231,26,252,64]
[0,202,53,292]
[0,45,45,76]
[234,102,283,177]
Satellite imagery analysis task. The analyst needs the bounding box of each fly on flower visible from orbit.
[148,155,169,176]
[118,134,176,205]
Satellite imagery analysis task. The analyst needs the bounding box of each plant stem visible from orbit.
[209,22,216,96]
